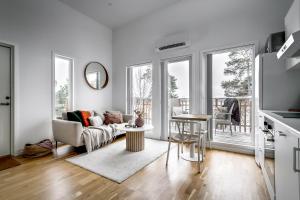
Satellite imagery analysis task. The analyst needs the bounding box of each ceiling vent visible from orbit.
[155,33,191,52]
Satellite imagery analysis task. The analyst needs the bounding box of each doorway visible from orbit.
[161,56,192,139]
[206,45,255,147]
[0,43,13,156]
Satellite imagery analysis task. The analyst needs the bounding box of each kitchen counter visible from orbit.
[260,110,300,136]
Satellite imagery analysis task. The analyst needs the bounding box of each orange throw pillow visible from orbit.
[80,111,91,127]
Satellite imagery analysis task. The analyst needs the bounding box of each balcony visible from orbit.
[132,97,253,145]
[169,97,253,145]
[212,97,253,145]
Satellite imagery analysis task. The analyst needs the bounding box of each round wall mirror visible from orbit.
[84,62,109,90]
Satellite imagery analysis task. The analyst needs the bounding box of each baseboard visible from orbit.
[0,155,11,159]
[210,141,255,155]
[157,137,255,155]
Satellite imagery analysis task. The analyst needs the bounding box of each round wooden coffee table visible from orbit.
[122,125,153,152]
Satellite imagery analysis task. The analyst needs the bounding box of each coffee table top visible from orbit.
[121,124,154,132]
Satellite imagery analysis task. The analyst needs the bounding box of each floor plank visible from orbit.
[0,138,270,200]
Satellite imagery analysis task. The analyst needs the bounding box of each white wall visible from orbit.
[0,0,112,154]
[112,0,293,138]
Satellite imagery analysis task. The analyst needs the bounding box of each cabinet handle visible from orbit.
[293,147,300,173]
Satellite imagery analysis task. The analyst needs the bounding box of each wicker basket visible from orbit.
[23,139,53,158]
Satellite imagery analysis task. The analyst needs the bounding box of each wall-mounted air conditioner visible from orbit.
[155,33,191,52]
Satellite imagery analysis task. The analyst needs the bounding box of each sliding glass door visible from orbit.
[161,56,192,139]
[126,63,153,125]
[206,45,255,146]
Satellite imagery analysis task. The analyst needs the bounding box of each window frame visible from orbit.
[51,53,74,119]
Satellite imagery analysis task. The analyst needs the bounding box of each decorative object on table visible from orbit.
[23,139,53,158]
[128,119,133,126]
[84,62,109,90]
[134,110,144,127]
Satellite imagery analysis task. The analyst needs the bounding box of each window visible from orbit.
[127,63,152,124]
[53,54,74,119]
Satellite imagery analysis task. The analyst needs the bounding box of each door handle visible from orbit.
[0,102,10,106]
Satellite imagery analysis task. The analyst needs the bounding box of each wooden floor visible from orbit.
[0,138,270,200]
[0,156,20,171]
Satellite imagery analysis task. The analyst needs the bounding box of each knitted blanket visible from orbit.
[82,125,117,153]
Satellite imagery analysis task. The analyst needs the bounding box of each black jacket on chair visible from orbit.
[223,98,240,125]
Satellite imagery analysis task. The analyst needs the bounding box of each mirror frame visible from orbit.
[84,62,109,90]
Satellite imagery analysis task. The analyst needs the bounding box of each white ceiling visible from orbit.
[60,0,181,29]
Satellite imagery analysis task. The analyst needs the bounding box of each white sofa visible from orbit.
[52,112,132,147]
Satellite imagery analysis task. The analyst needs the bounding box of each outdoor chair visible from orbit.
[214,103,235,135]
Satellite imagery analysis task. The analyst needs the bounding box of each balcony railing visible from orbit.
[213,97,252,134]
[132,97,252,135]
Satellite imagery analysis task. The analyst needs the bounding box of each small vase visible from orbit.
[135,114,144,127]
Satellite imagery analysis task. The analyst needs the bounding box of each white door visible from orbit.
[0,45,11,156]
[161,56,192,139]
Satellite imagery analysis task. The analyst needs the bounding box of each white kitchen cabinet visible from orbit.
[275,122,300,200]
[285,0,300,39]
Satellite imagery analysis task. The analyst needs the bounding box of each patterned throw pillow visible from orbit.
[89,116,103,127]
[103,112,123,125]
[106,111,123,123]
[80,111,91,127]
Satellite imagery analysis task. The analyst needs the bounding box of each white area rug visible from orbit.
[66,138,169,183]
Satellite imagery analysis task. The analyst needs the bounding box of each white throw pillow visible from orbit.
[89,116,103,127]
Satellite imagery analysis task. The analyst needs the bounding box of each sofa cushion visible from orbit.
[74,110,83,120]
[106,111,123,123]
[80,111,91,127]
[89,116,103,127]
[103,112,123,125]
[67,112,83,124]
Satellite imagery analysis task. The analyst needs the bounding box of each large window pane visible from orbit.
[54,55,73,119]
[127,64,152,124]
[168,59,190,118]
